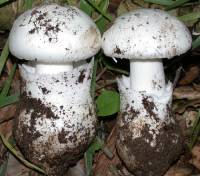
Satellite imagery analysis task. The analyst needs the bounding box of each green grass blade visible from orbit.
[144,0,173,6]
[0,93,20,108]
[165,0,192,10]
[0,160,8,176]
[95,0,109,33]
[188,110,200,150]
[85,0,113,21]
[80,0,94,16]
[90,54,100,100]
[0,64,17,97]
[192,36,200,50]
[24,0,33,10]
[102,57,129,75]
[0,41,9,76]
[0,133,46,174]
[0,0,9,6]
[178,11,200,21]
[85,137,103,176]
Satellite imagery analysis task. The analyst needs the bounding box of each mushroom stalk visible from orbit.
[35,63,73,74]
[130,59,165,95]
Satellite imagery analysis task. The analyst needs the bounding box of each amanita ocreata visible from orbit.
[9,4,101,175]
[102,9,192,176]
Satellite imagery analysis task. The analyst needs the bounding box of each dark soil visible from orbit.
[116,97,183,176]
[78,69,86,83]
[117,122,183,176]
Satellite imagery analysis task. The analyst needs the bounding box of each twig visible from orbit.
[96,67,107,81]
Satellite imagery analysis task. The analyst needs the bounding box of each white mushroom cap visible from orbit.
[9,4,101,63]
[102,8,192,59]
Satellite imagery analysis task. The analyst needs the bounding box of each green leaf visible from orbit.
[85,0,113,21]
[0,160,8,176]
[85,137,103,176]
[96,90,120,117]
[144,0,173,6]
[96,16,108,33]
[80,0,94,16]
[0,0,9,6]
[95,0,109,33]
[0,64,17,97]
[66,0,78,6]
[0,41,9,76]
[0,92,20,108]
[0,133,46,174]
[192,36,200,50]
[24,0,33,10]
[165,0,192,10]
[178,11,200,22]
[188,110,200,150]
[90,56,99,100]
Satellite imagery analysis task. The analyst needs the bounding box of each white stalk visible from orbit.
[130,59,165,95]
[35,63,73,74]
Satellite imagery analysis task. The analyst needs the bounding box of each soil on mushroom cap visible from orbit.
[117,112,183,176]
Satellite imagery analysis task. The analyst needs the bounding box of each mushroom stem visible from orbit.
[35,63,73,74]
[130,59,165,95]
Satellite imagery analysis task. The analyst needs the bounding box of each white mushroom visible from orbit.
[9,4,101,175]
[102,9,192,176]
[9,4,101,74]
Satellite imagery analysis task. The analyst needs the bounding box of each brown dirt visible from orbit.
[142,96,158,120]
[116,113,183,176]
[78,69,86,83]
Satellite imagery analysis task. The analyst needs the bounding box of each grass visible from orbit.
[188,110,200,150]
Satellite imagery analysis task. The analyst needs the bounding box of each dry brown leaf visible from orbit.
[179,66,200,86]
[0,104,16,123]
[173,99,200,114]
[173,86,200,100]
[194,84,200,91]
[183,110,199,128]
[94,126,133,176]
[164,165,192,176]
[189,144,200,171]
[6,155,31,176]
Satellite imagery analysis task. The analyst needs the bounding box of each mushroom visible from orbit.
[9,4,101,175]
[102,9,192,176]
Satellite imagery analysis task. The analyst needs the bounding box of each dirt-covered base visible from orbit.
[14,93,93,176]
[116,113,183,176]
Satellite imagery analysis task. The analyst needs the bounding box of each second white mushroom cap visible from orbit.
[102,8,192,60]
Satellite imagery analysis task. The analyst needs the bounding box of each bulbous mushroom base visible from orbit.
[14,61,96,175]
[116,76,183,176]
[116,115,182,176]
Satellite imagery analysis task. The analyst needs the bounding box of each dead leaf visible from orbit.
[0,104,16,124]
[184,110,199,128]
[173,86,200,100]
[173,99,200,114]
[179,66,200,86]
[164,165,192,176]
[94,125,134,176]
[189,144,200,170]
